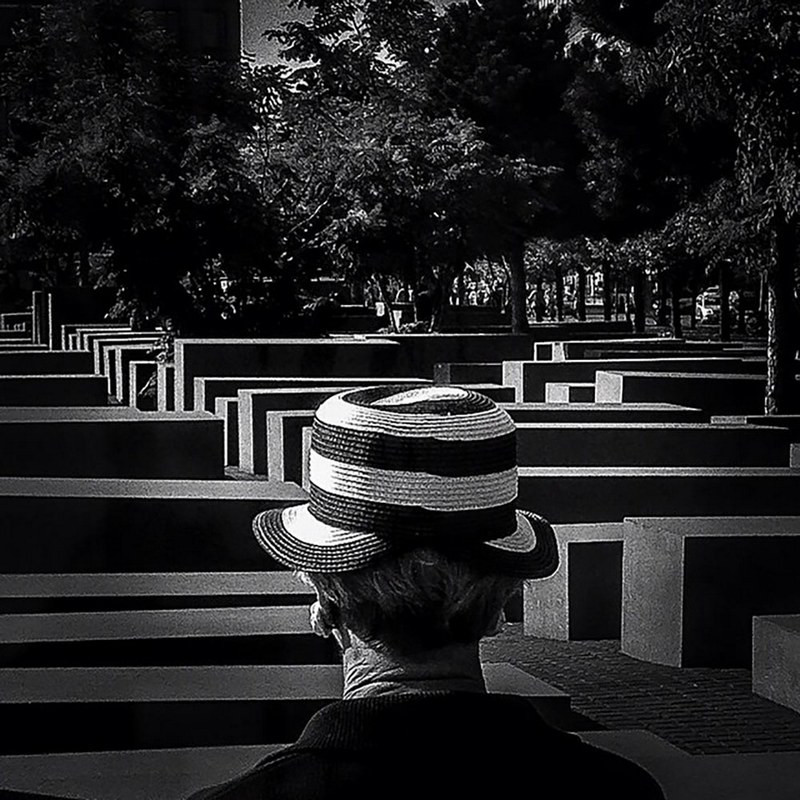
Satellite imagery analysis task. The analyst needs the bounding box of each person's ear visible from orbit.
[310,597,352,651]
[309,599,335,638]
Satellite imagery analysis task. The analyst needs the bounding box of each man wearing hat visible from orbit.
[191,385,664,799]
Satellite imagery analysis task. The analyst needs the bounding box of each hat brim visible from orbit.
[253,504,558,579]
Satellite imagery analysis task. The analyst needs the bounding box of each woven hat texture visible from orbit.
[253,385,558,577]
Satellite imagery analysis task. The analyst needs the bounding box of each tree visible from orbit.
[429,0,588,331]
[574,0,800,412]
[645,0,800,412]
[263,0,557,333]
[0,0,278,333]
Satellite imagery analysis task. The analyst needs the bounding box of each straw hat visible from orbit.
[253,385,558,578]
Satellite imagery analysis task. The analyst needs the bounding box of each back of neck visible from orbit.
[341,638,486,700]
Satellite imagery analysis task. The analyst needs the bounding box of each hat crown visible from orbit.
[307,385,518,542]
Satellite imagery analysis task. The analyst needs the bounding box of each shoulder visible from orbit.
[549,731,666,799]
[186,747,325,800]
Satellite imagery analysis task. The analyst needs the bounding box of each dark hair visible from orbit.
[302,548,521,657]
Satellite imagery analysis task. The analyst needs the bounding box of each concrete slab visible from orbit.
[517,468,800,523]
[524,522,624,640]
[0,745,284,800]
[544,382,595,403]
[238,386,353,475]
[596,371,768,415]
[753,615,800,714]
[0,662,567,754]
[432,362,503,385]
[0,606,338,667]
[0,375,109,406]
[129,360,157,410]
[0,478,306,572]
[0,413,224,478]
[195,375,428,414]
[746,416,800,442]
[515,423,791,467]
[93,335,159,383]
[174,338,404,411]
[622,517,800,667]
[0,351,93,375]
[61,323,129,351]
[108,345,156,403]
[581,732,800,800]
[500,403,709,424]
[504,357,761,402]
[157,362,175,412]
[216,397,239,466]
[266,410,315,482]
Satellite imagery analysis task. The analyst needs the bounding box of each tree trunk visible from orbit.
[737,295,747,335]
[602,261,613,322]
[78,246,90,288]
[689,289,697,330]
[719,261,732,342]
[554,265,564,322]
[670,274,683,338]
[534,277,545,322]
[506,241,530,333]
[765,210,798,414]
[657,275,669,326]
[576,263,587,321]
[632,267,646,333]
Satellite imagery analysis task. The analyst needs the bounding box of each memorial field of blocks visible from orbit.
[1,293,800,798]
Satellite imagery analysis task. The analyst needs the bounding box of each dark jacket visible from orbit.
[189,692,665,800]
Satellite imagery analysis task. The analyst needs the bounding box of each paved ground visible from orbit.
[483,625,800,755]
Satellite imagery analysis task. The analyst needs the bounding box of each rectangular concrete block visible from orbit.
[0,312,32,332]
[544,382,594,403]
[517,468,800,523]
[506,357,761,402]
[515,423,791,467]
[61,323,129,351]
[747,415,800,442]
[364,333,534,376]
[234,380,431,475]
[157,363,175,412]
[174,339,404,411]
[266,411,316,482]
[238,387,353,475]
[753,615,800,714]
[0,352,93,376]
[195,376,428,414]
[524,523,624,640]
[0,662,565,755]
[95,335,159,381]
[0,412,224,479]
[129,361,157,411]
[0,605,339,668]
[110,345,156,403]
[432,362,503,385]
[0,376,109,406]
[215,397,239,467]
[500,402,709,424]
[535,337,674,361]
[0,478,306,573]
[596,371,767,415]
[622,517,800,667]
